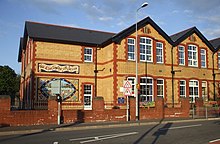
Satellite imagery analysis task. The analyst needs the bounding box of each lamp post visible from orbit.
[135,2,148,121]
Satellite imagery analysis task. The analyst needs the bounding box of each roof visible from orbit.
[170,27,215,51]
[170,27,194,42]
[24,21,115,47]
[112,17,173,44]
[18,21,116,62]
[209,37,220,52]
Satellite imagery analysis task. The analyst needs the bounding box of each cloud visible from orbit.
[202,28,220,39]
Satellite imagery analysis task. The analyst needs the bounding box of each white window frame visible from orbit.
[84,47,93,62]
[157,79,164,97]
[156,42,163,63]
[218,52,220,69]
[127,77,135,96]
[84,84,92,110]
[200,49,206,68]
[189,80,199,103]
[127,38,135,61]
[188,45,198,67]
[178,45,185,65]
[202,81,208,101]
[180,80,186,97]
[140,77,154,102]
[140,37,153,62]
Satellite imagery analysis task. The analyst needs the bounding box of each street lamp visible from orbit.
[135,2,148,121]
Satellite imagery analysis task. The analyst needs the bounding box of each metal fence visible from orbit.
[191,106,220,119]
[33,100,48,110]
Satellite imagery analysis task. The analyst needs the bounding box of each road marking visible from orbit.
[69,132,138,143]
[160,124,202,131]
[209,138,220,143]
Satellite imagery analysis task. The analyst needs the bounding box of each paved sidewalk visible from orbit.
[0,117,219,136]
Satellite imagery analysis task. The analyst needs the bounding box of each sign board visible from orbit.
[118,97,125,104]
[123,80,132,96]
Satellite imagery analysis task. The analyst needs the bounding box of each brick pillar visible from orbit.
[0,95,11,111]
[129,96,136,121]
[0,95,11,126]
[195,98,204,117]
[195,98,203,108]
[48,96,58,124]
[156,97,164,119]
[180,97,190,117]
[93,97,104,111]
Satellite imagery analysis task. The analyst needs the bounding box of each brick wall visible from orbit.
[0,96,58,126]
[0,95,190,126]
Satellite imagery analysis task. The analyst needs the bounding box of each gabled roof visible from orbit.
[23,21,116,48]
[170,27,215,51]
[170,27,194,42]
[209,37,220,52]
[112,17,173,45]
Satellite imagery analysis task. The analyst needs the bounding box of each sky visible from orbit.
[0,0,220,74]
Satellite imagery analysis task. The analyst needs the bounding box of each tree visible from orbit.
[0,65,20,96]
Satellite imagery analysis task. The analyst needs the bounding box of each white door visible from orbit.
[84,84,92,110]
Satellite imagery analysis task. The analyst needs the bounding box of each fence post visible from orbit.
[192,106,195,119]
[205,106,208,119]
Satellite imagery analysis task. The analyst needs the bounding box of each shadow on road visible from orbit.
[133,119,173,144]
[133,119,164,144]
[151,122,172,144]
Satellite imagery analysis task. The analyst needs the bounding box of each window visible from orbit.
[189,80,199,103]
[200,49,206,68]
[140,77,153,102]
[218,52,220,69]
[127,77,135,96]
[188,45,198,67]
[156,42,163,63]
[178,45,185,65]
[84,84,92,110]
[157,79,164,97]
[127,38,135,61]
[84,48,93,62]
[179,80,186,97]
[202,81,208,101]
[140,37,153,62]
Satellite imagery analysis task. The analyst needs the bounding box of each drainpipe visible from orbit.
[212,53,216,101]
[171,46,175,108]
[94,46,105,97]
[94,46,98,98]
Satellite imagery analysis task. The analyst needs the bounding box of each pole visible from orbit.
[135,2,148,121]
[126,96,129,121]
[58,101,61,125]
[135,9,139,121]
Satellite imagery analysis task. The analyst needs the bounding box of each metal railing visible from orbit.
[33,100,48,110]
[191,106,220,119]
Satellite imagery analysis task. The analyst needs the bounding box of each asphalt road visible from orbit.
[0,120,219,144]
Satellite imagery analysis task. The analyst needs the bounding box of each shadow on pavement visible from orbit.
[0,121,82,143]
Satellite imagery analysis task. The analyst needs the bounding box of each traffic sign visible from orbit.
[124,80,132,88]
[123,80,132,96]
